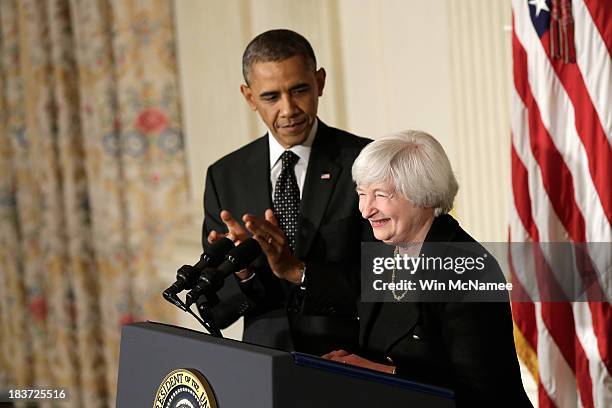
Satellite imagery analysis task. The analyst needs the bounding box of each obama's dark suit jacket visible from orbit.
[203,121,372,355]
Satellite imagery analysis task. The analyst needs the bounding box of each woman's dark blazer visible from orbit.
[358,214,533,407]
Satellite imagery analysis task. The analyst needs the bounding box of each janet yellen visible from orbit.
[323,130,532,407]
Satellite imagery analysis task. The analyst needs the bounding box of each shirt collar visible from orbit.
[268,119,318,168]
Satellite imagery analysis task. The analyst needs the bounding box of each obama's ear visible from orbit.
[240,84,257,111]
[315,68,326,97]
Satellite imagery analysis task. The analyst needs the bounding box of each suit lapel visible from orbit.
[359,217,461,350]
[359,300,421,350]
[377,217,458,349]
[295,122,340,258]
[243,135,273,216]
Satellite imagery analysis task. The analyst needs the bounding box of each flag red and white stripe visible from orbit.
[510,0,611,407]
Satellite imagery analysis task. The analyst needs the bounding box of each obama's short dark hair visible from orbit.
[242,29,317,85]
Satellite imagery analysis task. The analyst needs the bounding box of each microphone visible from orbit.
[163,237,234,298]
[185,238,262,307]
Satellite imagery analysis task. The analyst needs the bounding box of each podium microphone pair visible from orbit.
[163,237,261,306]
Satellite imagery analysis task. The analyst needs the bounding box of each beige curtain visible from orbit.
[0,0,188,406]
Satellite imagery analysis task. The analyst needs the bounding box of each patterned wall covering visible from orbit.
[0,0,188,406]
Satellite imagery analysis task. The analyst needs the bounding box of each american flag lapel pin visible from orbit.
[320,173,331,180]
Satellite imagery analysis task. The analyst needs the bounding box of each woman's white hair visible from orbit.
[352,130,459,216]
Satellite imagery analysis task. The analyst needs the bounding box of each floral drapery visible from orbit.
[0,0,189,406]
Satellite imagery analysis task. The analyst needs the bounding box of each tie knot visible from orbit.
[280,150,299,168]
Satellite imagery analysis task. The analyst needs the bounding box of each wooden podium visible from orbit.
[117,322,455,407]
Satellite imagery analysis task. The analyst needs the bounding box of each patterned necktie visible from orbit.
[274,150,300,251]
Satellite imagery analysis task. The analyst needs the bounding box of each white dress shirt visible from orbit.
[239,121,318,284]
[268,119,318,200]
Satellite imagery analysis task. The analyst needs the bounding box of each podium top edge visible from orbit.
[123,321,290,357]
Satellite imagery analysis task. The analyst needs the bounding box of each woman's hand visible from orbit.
[322,350,396,375]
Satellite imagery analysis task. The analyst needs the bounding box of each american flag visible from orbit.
[510,0,611,407]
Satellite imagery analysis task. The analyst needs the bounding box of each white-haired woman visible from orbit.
[323,131,531,407]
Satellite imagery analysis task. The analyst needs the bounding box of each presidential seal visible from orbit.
[154,368,217,408]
